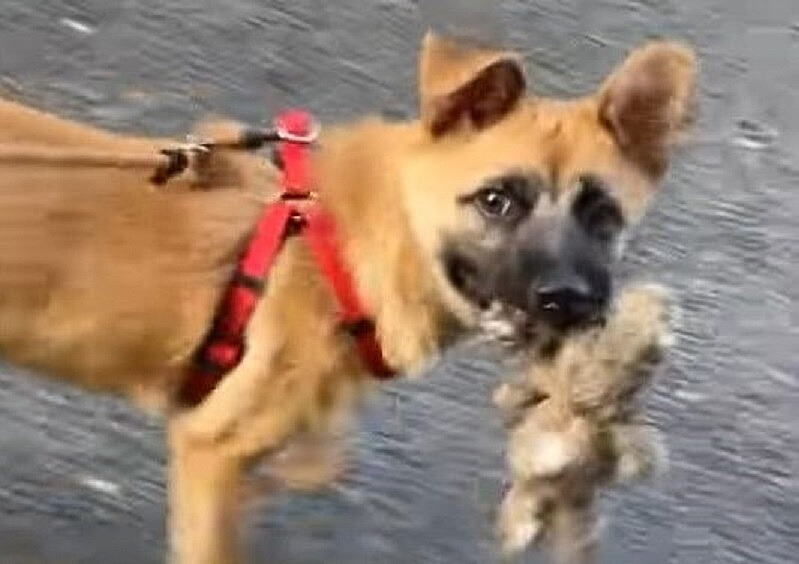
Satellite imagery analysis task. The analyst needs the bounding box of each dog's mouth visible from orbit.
[440,245,611,345]
[536,295,608,333]
[478,300,608,353]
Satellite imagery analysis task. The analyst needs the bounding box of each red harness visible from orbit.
[177,110,395,408]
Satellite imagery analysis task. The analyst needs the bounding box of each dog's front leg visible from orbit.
[168,419,245,564]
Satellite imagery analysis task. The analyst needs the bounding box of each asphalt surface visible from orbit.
[0,1,796,563]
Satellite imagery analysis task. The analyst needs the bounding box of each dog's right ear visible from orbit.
[597,42,697,178]
[418,31,526,138]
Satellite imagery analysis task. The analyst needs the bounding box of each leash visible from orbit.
[0,123,298,185]
[176,109,395,408]
[0,145,182,171]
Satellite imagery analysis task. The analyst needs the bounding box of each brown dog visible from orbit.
[0,31,696,563]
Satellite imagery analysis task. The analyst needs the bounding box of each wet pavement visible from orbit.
[0,1,797,563]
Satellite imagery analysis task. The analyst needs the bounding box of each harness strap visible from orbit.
[275,110,315,196]
[177,109,394,408]
[303,208,395,378]
[177,202,294,407]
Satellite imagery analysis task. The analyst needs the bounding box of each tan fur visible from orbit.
[0,32,696,563]
[494,284,674,562]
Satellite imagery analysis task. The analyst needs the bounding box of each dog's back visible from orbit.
[0,98,269,401]
[0,97,167,149]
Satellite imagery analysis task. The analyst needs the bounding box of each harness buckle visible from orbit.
[280,191,318,201]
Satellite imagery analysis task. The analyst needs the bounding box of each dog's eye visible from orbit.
[475,188,517,218]
[475,176,536,222]
[460,173,537,224]
[573,175,624,239]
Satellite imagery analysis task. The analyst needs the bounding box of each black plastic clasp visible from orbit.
[151,148,189,185]
[285,211,307,237]
[341,317,376,338]
[231,271,266,294]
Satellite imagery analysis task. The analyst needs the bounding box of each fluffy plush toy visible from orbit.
[492,284,675,563]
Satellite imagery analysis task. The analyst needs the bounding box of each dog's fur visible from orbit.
[0,32,696,563]
[493,284,674,563]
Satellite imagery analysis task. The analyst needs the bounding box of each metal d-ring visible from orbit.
[275,119,321,144]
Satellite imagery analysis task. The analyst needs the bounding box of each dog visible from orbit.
[493,283,675,563]
[0,31,696,563]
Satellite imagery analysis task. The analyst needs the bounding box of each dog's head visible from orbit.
[401,32,696,341]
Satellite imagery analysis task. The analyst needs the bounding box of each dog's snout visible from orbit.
[533,276,607,328]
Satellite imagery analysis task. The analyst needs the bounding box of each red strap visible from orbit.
[275,110,314,196]
[303,208,395,378]
[237,202,295,281]
[179,110,394,408]
[177,202,294,406]
[276,110,392,378]
[303,209,364,324]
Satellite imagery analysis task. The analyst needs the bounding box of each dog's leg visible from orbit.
[168,419,244,564]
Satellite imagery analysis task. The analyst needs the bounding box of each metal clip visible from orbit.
[275,118,321,144]
[182,134,213,154]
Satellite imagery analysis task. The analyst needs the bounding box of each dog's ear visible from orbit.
[597,41,698,177]
[418,31,526,138]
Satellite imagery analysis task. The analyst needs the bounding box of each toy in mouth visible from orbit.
[492,283,675,560]
[477,297,609,357]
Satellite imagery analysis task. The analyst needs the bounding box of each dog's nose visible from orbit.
[534,280,605,328]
